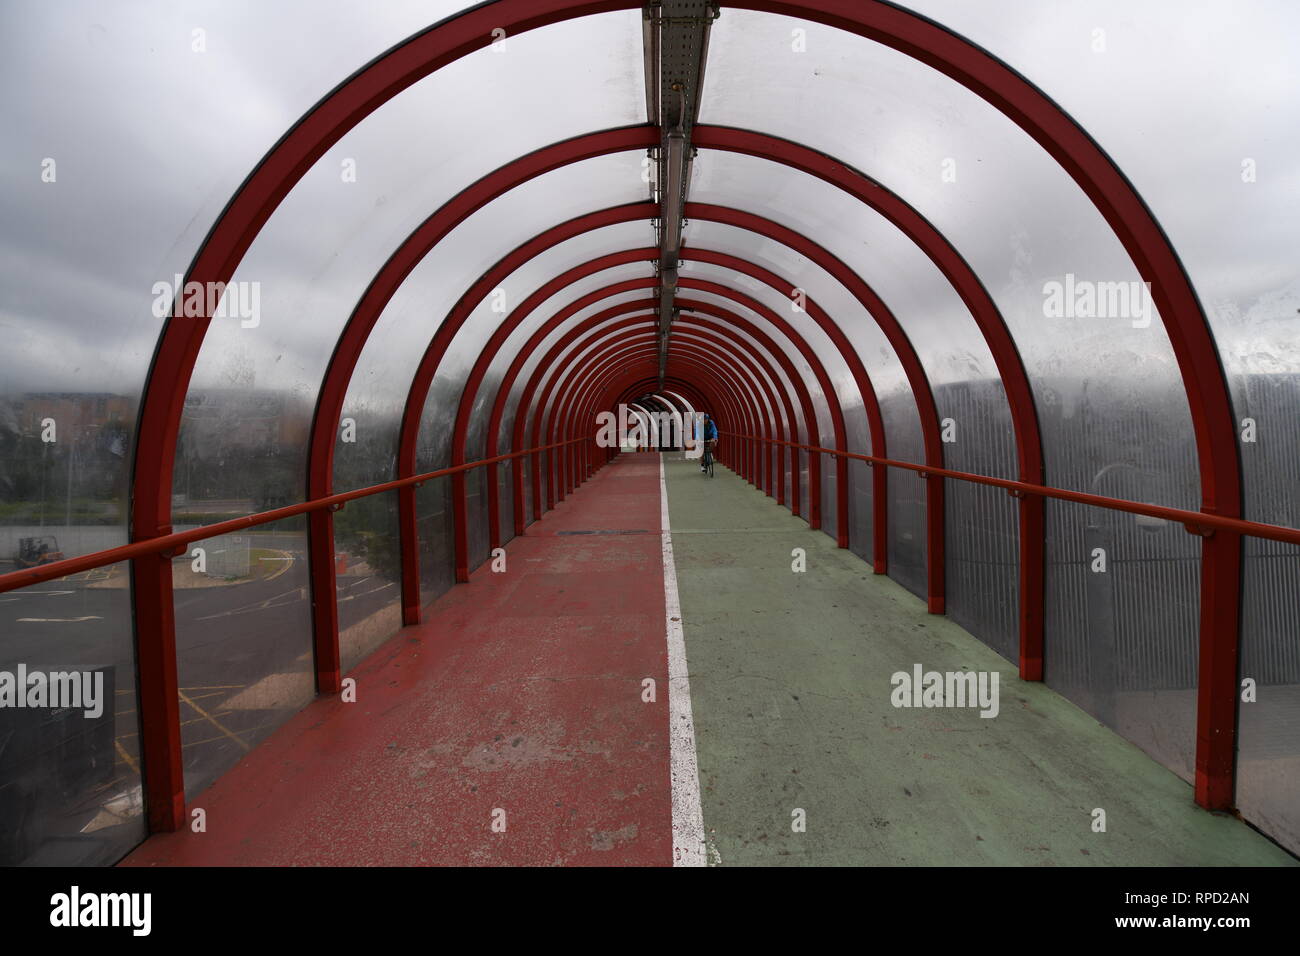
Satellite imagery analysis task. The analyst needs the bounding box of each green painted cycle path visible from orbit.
[663,453,1295,867]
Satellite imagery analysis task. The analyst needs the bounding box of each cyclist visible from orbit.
[700,414,718,472]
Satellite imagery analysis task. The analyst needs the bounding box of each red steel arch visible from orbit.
[498,311,799,534]
[451,266,840,535]
[681,247,890,571]
[568,332,790,497]
[592,358,752,471]
[125,0,1243,829]
[539,337,757,503]
[586,360,745,472]
[559,326,791,497]
[542,329,786,508]
[482,279,836,553]
[477,237,882,546]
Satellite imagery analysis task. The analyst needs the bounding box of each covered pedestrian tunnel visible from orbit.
[0,0,1297,867]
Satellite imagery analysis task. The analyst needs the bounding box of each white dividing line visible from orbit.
[660,454,706,866]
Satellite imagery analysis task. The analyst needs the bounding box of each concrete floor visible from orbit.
[665,453,1296,866]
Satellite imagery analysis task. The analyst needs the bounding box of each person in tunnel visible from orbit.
[700,414,718,472]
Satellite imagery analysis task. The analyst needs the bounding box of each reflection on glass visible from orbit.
[174,516,314,800]
[0,562,144,865]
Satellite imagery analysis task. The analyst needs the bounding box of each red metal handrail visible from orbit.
[0,437,588,595]
[727,431,1300,547]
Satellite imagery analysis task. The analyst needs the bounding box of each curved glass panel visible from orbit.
[343,155,650,490]
[171,11,644,789]
[902,0,1300,850]
[0,0,480,865]
[701,12,1203,727]
[6,0,1296,865]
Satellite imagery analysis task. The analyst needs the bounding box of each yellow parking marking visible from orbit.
[193,587,304,621]
[178,689,249,752]
[182,722,278,750]
[262,549,295,582]
[114,740,140,774]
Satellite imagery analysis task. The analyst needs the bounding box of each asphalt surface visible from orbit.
[0,531,405,864]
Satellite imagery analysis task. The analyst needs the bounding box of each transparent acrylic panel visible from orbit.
[466,466,489,573]
[0,561,143,866]
[938,377,1020,641]
[175,514,314,800]
[679,258,859,423]
[497,459,516,550]
[688,151,1010,463]
[684,220,929,565]
[474,221,658,442]
[478,222,657,419]
[691,150,999,386]
[674,321,790,442]
[178,11,642,503]
[700,9,1199,504]
[681,331,794,445]
[350,154,653,483]
[876,392,924,587]
[519,290,658,438]
[1233,360,1300,854]
[796,448,809,522]
[842,460,873,564]
[416,476,455,612]
[900,1,1300,431]
[1238,536,1300,856]
[673,329,780,439]
[334,490,403,674]
[702,6,1205,707]
[679,254,865,541]
[676,288,831,445]
[520,317,658,444]
[507,304,659,448]
[460,254,655,574]
[688,152,1024,646]
[0,0,468,561]
[683,219,914,421]
[178,1,644,494]
[895,0,1300,855]
[517,288,658,393]
[468,260,656,474]
[500,312,661,459]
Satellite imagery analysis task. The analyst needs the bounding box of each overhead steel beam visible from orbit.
[649,0,716,383]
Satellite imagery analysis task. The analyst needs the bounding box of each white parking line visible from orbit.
[16,616,103,623]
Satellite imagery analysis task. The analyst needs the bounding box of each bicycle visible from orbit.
[701,441,715,478]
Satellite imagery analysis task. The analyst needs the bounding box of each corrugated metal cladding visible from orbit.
[880,390,927,601]
[819,457,837,544]
[1039,382,1203,783]
[933,380,1018,662]
[847,457,873,566]
[1237,371,1300,683]
[417,477,457,612]
[1234,371,1300,854]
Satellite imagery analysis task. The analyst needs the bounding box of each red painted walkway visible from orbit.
[123,454,673,866]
